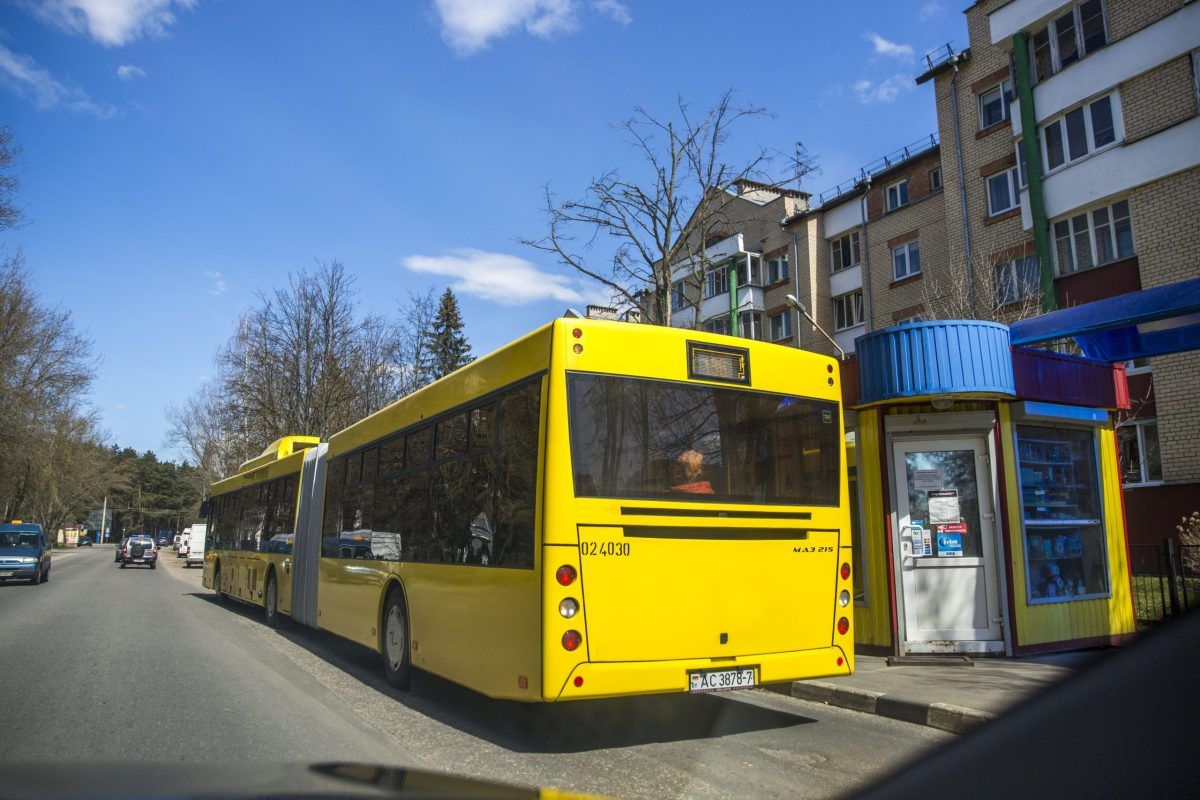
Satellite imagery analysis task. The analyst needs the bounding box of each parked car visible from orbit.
[76,536,92,547]
[0,521,52,585]
[184,524,207,568]
[156,536,168,548]
[120,535,157,569]
[114,536,130,562]
[172,534,181,551]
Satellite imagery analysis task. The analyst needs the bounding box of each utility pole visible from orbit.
[99,495,108,543]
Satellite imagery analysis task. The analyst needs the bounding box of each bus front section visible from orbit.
[541,320,853,700]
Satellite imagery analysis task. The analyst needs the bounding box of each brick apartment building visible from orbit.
[660,0,1199,542]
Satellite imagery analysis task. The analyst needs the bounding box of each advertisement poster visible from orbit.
[928,489,961,525]
[922,528,933,556]
[936,523,966,557]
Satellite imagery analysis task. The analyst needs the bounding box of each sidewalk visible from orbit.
[787,650,1103,735]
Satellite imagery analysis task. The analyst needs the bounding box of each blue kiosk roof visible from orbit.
[1009,277,1200,362]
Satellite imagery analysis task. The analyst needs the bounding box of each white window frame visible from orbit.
[830,231,861,273]
[701,315,730,336]
[896,313,925,324]
[768,310,792,342]
[1123,358,1152,376]
[1029,0,1110,82]
[885,179,909,212]
[1117,418,1163,486]
[978,79,1012,129]
[767,256,789,284]
[703,265,728,299]
[1040,91,1122,174]
[1014,141,1029,188]
[833,290,865,331]
[929,167,942,192]
[994,255,1040,306]
[986,167,1022,216]
[892,240,921,280]
[1051,198,1134,276]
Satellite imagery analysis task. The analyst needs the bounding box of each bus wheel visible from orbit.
[264,571,279,628]
[381,590,411,690]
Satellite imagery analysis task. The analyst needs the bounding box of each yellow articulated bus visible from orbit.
[203,317,853,701]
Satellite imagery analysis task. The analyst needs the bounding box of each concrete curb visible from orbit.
[790,680,995,735]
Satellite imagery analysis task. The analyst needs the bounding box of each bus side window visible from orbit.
[493,379,540,568]
[321,457,346,557]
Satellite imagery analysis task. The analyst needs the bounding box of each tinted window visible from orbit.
[567,374,840,506]
[379,435,405,476]
[436,413,468,459]
[405,427,432,467]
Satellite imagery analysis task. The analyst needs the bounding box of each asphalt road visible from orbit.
[0,547,951,799]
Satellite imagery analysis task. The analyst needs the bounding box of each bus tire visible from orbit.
[264,570,279,629]
[381,588,412,691]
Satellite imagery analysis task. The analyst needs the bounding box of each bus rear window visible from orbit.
[567,373,840,506]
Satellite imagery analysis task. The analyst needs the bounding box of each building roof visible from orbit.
[1009,278,1200,362]
[915,46,971,85]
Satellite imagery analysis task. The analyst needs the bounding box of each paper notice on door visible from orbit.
[927,489,961,525]
[921,528,933,556]
[912,469,942,490]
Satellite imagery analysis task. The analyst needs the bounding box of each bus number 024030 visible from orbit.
[580,541,631,557]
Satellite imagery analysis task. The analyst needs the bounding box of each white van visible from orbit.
[177,527,191,559]
[185,524,207,568]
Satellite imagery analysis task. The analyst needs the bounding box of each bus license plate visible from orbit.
[0,571,13,578]
[688,667,756,693]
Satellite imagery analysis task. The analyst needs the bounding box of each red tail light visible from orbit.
[556,564,577,586]
[573,676,584,687]
[840,563,851,580]
[837,617,850,635]
[562,630,582,651]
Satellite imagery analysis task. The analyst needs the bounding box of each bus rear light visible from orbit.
[839,590,850,607]
[840,563,851,580]
[837,617,849,635]
[573,676,584,687]
[556,565,577,586]
[562,630,582,651]
[837,657,844,667]
[558,598,579,619]
[572,327,583,339]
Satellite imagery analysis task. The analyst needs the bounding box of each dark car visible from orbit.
[0,522,52,585]
[120,536,157,569]
[77,536,93,547]
[156,536,168,548]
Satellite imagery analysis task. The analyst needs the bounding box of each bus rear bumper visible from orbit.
[551,645,852,701]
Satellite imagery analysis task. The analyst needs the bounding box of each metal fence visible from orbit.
[1130,539,1199,625]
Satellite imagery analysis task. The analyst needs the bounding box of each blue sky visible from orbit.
[1,0,962,456]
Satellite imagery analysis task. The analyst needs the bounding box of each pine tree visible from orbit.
[421,288,473,380]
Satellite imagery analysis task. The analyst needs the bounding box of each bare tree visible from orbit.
[395,288,438,395]
[522,91,807,325]
[921,235,1043,324]
[0,125,22,232]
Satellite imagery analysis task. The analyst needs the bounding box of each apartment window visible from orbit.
[738,254,763,287]
[830,231,861,272]
[892,240,921,280]
[1118,419,1163,485]
[1052,199,1134,275]
[767,256,789,284]
[929,167,942,191]
[897,313,924,324]
[1015,142,1029,188]
[986,167,1022,216]
[701,316,731,336]
[886,180,909,211]
[1124,358,1152,376]
[1030,0,1109,82]
[769,310,792,342]
[703,266,728,298]
[1042,94,1119,172]
[739,312,763,341]
[670,279,688,311]
[834,291,864,331]
[978,80,1012,129]
[994,255,1040,306]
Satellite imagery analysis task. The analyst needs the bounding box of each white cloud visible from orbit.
[203,270,227,296]
[854,74,914,104]
[919,2,945,21]
[403,248,608,306]
[26,0,196,47]
[432,0,580,54]
[864,31,914,61]
[116,64,145,80]
[592,0,630,25]
[0,42,115,116]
